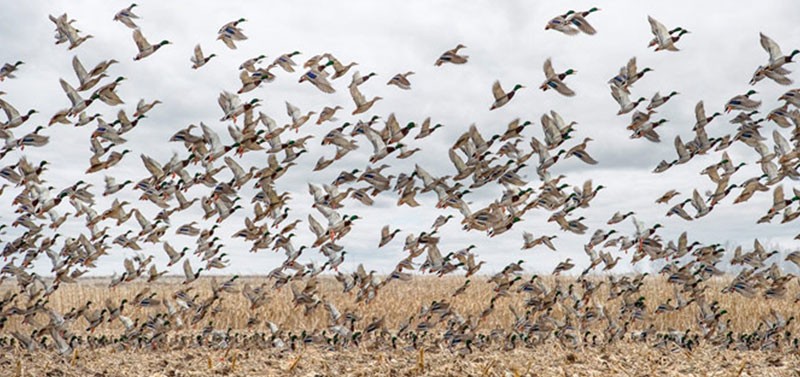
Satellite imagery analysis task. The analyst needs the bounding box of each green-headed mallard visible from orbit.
[0,61,23,81]
[218,18,247,49]
[191,44,216,69]
[0,98,36,128]
[299,61,336,93]
[133,29,170,60]
[272,51,300,72]
[545,11,578,35]
[490,81,524,110]
[610,85,645,115]
[540,58,576,96]
[567,7,600,35]
[648,16,684,52]
[647,91,679,110]
[114,3,139,29]
[725,90,761,113]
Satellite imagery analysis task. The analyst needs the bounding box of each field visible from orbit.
[2,276,799,376]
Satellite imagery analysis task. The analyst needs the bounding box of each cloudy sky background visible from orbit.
[1,1,799,277]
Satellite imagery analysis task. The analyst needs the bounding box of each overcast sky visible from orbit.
[1,1,799,277]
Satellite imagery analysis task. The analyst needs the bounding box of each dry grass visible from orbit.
[2,275,800,376]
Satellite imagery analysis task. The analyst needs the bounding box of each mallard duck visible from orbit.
[648,16,683,51]
[349,82,382,115]
[490,81,524,110]
[132,29,170,60]
[93,76,126,105]
[350,71,377,87]
[218,18,247,49]
[522,232,557,250]
[435,44,468,66]
[553,258,575,275]
[387,71,414,89]
[565,137,597,164]
[610,85,645,115]
[286,101,315,132]
[133,98,161,117]
[0,98,36,128]
[567,7,600,35]
[415,117,443,140]
[647,27,685,47]
[0,61,23,81]
[647,91,678,110]
[316,106,343,125]
[693,101,721,130]
[218,91,260,122]
[113,3,139,29]
[760,33,799,69]
[656,189,680,204]
[609,57,653,93]
[299,61,336,93]
[191,44,216,69]
[725,90,761,113]
[325,54,358,80]
[182,259,203,284]
[71,56,106,91]
[540,58,576,96]
[272,51,300,72]
[545,11,579,35]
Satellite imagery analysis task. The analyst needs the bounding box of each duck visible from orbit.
[0,61,23,81]
[387,71,415,89]
[725,90,761,113]
[272,51,301,72]
[545,11,579,35]
[316,106,343,125]
[132,29,170,60]
[182,259,203,284]
[540,58,576,96]
[760,32,799,69]
[435,44,468,66]
[647,91,679,110]
[350,71,377,87]
[610,85,645,115]
[0,98,37,128]
[522,232,557,251]
[648,16,683,51]
[299,61,336,93]
[325,54,358,80]
[565,137,597,164]
[693,101,721,130]
[647,27,685,48]
[218,18,248,49]
[567,7,600,35]
[490,81,525,110]
[191,44,216,69]
[349,82,382,115]
[113,3,139,29]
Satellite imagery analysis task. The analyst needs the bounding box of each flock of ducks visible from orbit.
[0,4,799,359]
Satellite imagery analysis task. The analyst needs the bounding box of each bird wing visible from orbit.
[491,81,505,101]
[182,258,193,279]
[694,101,706,124]
[285,101,301,122]
[72,56,89,83]
[133,29,151,52]
[610,85,630,107]
[647,16,669,44]
[626,57,638,78]
[760,33,783,64]
[543,58,555,78]
[364,125,387,155]
[59,78,82,107]
[193,44,204,62]
[349,82,367,106]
